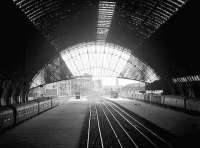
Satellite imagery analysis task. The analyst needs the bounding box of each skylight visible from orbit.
[61,42,130,78]
[173,75,200,83]
[61,42,159,83]
[97,1,116,41]
[30,41,159,89]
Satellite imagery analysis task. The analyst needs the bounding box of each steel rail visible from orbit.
[99,103,123,148]
[95,103,104,148]
[107,100,173,148]
[87,104,92,148]
[106,102,159,148]
[102,102,139,148]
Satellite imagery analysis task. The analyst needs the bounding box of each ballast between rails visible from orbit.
[104,100,173,148]
[0,97,59,132]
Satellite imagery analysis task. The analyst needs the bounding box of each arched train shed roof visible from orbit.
[0,0,199,85]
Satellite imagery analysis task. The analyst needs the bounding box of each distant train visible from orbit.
[110,91,118,98]
[0,97,59,132]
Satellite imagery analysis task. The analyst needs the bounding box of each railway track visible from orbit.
[85,98,173,148]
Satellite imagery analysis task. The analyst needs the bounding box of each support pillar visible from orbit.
[1,80,12,106]
[10,82,21,104]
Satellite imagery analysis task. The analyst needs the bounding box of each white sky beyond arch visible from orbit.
[61,42,129,78]
[30,41,159,88]
[61,42,159,83]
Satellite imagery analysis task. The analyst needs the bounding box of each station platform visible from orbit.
[0,97,89,148]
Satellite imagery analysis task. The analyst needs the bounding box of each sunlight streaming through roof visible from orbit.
[60,42,159,83]
[61,42,130,78]
[98,77,140,86]
[97,1,116,41]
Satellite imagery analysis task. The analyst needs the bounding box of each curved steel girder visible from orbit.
[60,42,159,83]
[12,0,187,51]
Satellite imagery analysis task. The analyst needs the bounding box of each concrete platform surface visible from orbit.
[0,97,89,148]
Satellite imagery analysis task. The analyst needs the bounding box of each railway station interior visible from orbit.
[0,0,200,148]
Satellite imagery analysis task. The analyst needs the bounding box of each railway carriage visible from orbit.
[0,97,58,131]
[0,107,14,131]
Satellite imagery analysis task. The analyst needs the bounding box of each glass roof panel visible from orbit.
[60,41,159,83]
[97,1,116,41]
